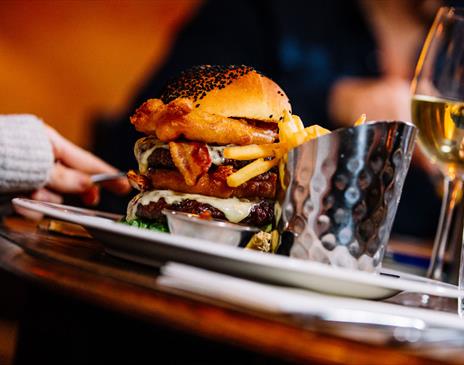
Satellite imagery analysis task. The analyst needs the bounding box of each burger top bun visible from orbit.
[160,65,291,123]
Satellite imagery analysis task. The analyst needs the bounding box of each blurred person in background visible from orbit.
[95,0,462,240]
[0,114,130,215]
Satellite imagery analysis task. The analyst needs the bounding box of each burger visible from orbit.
[125,65,291,237]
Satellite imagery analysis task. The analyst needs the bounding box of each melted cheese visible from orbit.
[134,136,168,173]
[127,190,257,223]
[207,145,226,165]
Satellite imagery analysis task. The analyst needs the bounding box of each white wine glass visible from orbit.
[411,7,464,285]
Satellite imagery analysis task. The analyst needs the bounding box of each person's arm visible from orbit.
[0,114,53,193]
[0,114,130,205]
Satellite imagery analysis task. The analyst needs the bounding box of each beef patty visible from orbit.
[136,198,274,227]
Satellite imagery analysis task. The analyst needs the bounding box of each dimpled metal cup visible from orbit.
[276,121,417,272]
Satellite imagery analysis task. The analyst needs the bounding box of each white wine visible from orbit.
[411,95,464,175]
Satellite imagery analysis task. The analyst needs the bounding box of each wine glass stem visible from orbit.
[427,177,463,280]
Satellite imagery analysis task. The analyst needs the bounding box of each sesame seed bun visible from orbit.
[160,65,291,123]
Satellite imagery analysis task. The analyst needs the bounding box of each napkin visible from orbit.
[158,262,464,334]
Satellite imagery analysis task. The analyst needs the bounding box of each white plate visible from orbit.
[12,198,463,300]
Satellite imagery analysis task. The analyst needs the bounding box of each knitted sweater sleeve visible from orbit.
[0,115,54,193]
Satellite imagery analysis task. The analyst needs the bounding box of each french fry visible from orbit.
[304,125,331,140]
[284,118,300,135]
[288,118,300,133]
[292,115,305,132]
[282,109,293,124]
[279,157,287,189]
[224,109,345,188]
[279,110,295,140]
[280,120,307,148]
[226,158,279,188]
[273,144,288,159]
[223,143,285,160]
[279,123,296,146]
[292,130,307,146]
[354,114,367,126]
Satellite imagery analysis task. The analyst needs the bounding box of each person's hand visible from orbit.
[328,76,412,126]
[328,76,440,178]
[30,125,131,205]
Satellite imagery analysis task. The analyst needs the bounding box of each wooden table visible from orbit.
[0,216,462,365]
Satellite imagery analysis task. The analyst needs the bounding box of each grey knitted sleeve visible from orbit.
[0,115,54,193]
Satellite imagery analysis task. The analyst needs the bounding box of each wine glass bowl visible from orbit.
[410,7,464,282]
[411,96,464,177]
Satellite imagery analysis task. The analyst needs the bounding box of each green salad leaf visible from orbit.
[120,218,169,233]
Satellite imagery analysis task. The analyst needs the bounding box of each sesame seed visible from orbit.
[160,65,258,103]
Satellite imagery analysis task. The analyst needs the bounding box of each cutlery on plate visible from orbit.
[90,172,127,183]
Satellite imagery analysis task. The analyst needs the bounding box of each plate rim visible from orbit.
[11,197,462,299]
